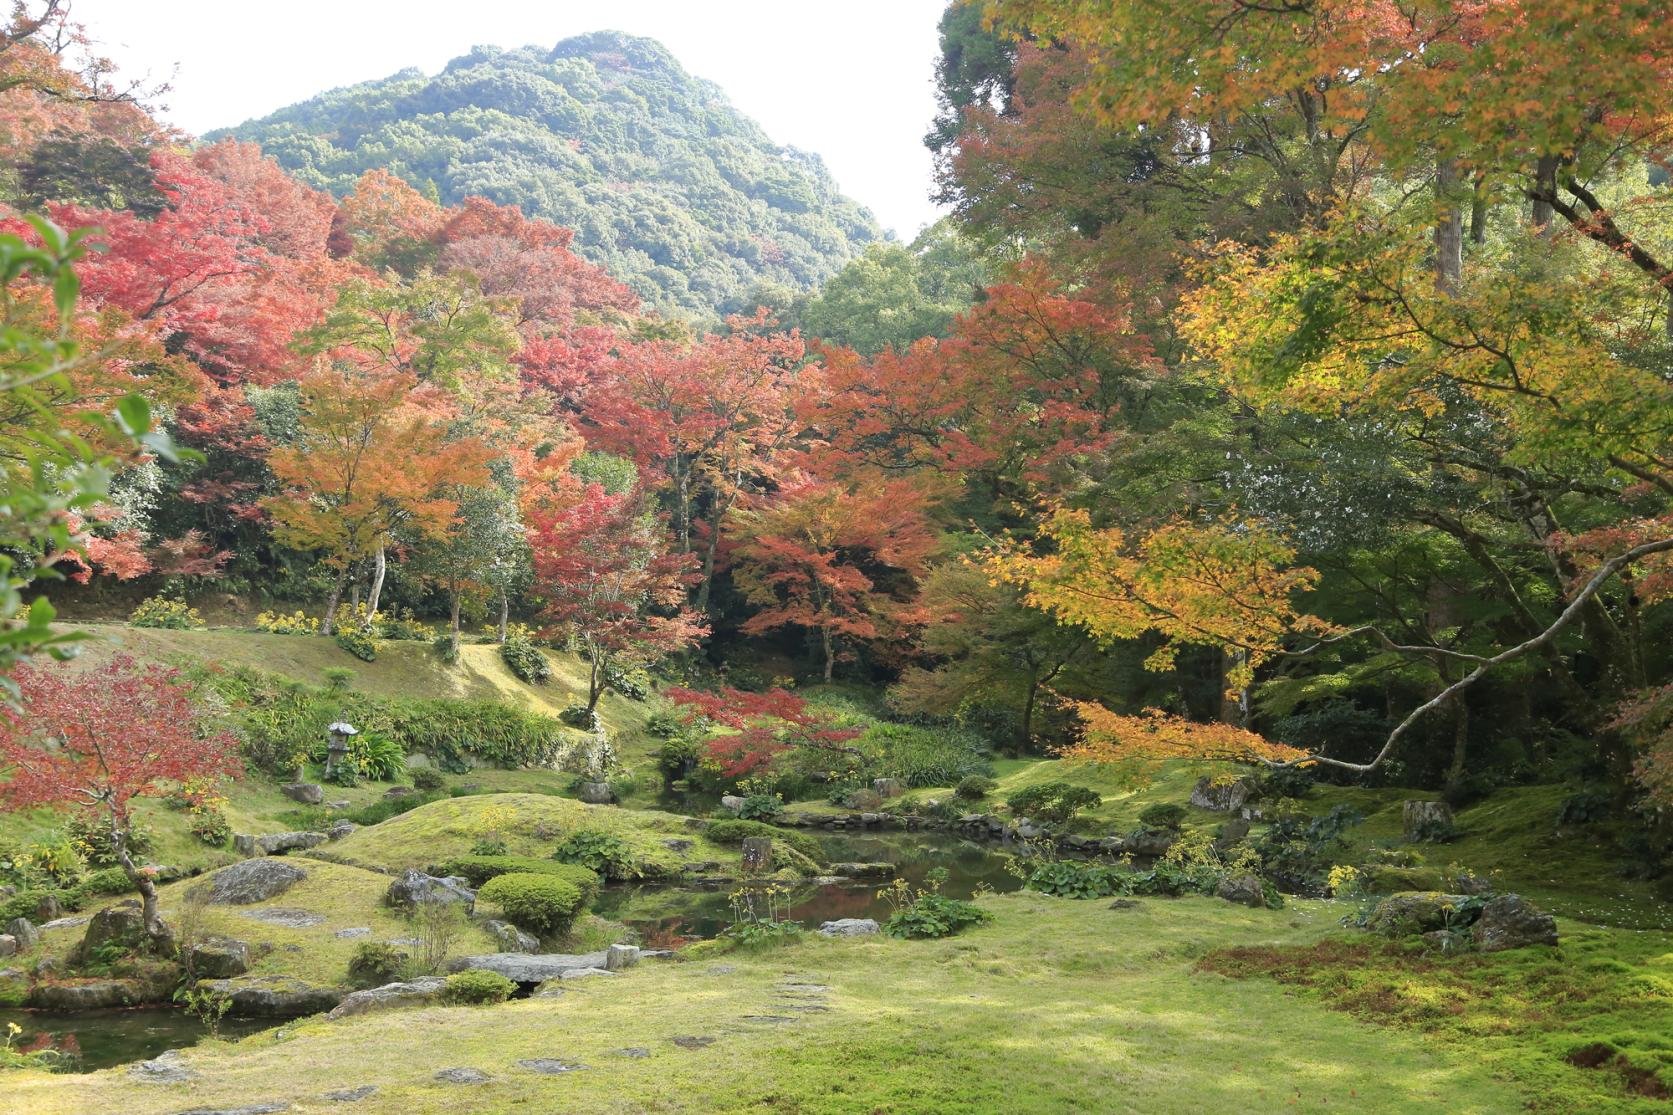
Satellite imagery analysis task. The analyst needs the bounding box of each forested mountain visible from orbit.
[213,31,883,319]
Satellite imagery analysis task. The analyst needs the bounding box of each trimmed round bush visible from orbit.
[347,941,409,988]
[476,872,587,935]
[955,775,997,801]
[1138,803,1188,831]
[436,856,601,904]
[442,968,516,1005]
[411,766,447,791]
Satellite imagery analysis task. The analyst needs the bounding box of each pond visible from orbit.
[594,830,1025,943]
[0,1006,278,1073]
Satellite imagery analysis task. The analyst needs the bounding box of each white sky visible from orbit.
[68,0,952,239]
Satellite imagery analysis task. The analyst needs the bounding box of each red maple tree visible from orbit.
[0,656,243,941]
[665,685,863,778]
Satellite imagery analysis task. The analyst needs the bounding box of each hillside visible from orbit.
[214,31,884,318]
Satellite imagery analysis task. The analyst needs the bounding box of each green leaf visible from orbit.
[115,394,151,436]
[52,263,79,320]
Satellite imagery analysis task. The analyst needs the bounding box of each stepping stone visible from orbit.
[433,1067,491,1084]
[738,1015,798,1024]
[1108,899,1139,911]
[704,965,736,975]
[557,966,614,980]
[334,927,371,939]
[515,1058,589,1075]
[239,907,325,928]
[671,1035,716,1049]
[613,1048,651,1059]
[39,916,90,930]
[130,1050,197,1083]
[173,1106,289,1115]
[779,983,831,993]
[323,1086,377,1101]
[786,1004,831,1012]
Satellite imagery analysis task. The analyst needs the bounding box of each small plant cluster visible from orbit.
[720,882,802,949]
[954,774,997,802]
[477,871,590,936]
[377,608,435,641]
[1,1021,65,1073]
[128,596,205,630]
[605,663,650,699]
[410,766,447,791]
[437,856,602,903]
[1253,804,1364,891]
[442,968,516,1005]
[1006,782,1102,827]
[254,610,319,635]
[878,867,991,939]
[334,627,377,661]
[501,636,551,684]
[551,830,639,881]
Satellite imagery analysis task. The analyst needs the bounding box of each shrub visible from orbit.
[1,888,66,923]
[477,872,588,935]
[736,794,783,822]
[437,856,601,904]
[954,775,997,801]
[1557,786,1613,826]
[432,632,459,664]
[705,819,824,863]
[411,766,447,791]
[559,705,593,728]
[884,892,990,939]
[1005,782,1102,827]
[188,807,232,847]
[852,722,992,787]
[552,831,638,881]
[441,968,515,1005]
[255,610,318,635]
[347,941,409,988]
[74,867,136,899]
[65,811,154,868]
[500,638,552,685]
[129,596,204,630]
[335,628,377,661]
[604,664,648,699]
[377,609,433,641]
[1138,803,1188,831]
[657,735,700,779]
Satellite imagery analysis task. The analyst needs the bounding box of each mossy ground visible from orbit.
[12,892,1609,1115]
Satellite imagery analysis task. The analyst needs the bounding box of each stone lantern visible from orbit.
[325,721,358,779]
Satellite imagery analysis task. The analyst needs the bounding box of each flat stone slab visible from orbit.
[327,976,447,1020]
[515,1058,589,1074]
[130,1050,196,1083]
[671,1035,716,1049]
[323,1086,377,1102]
[738,1015,798,1024]
[39,916,90,930]
[173,1106,289,1115]
[434,1067,491,1084]
[446,951,608,982]
[614,1047,651,1058]
[557,966,615,980]
[334,927,371,939]
[818,918,879,937]
[238,907,325,929]
[194,859,308,905]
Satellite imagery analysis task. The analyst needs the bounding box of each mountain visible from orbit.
[212,31,884,319]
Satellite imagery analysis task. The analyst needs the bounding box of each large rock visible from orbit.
[1473,894,1558,952]
[1402,800,1457,842]
[818,918,880,937]
[326,821,357,841]
[485,919,539,953]
[1122,830,1177,857]
[281,782,325,805]
[604,943,640,972]
[31,978,148,1009]
[445,951,609,983]
[128,1049,196,1083]
[325,976,447,1020]
[197,975,344,1017]
[233,831,327,858]
[385,869,475,912]
[740,837,774,875]
[719,794,746,814]
[0,935,14,959]
[872,778,903,798]
[194,859,308,905]
[1190,775,1260,813]
[5,917,37,951]
[1214,874,1268,908]
[577,781,614,805]
[185,937,250,979]
[1365,891,1476,937]
[72,901,152,961]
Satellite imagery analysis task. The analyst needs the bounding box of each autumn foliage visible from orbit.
[665,685,862,778]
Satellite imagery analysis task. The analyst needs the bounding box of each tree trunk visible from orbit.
[322,567,349,636]
[449,588,462,657]
[821,627,834,682]
[1531,154,1558,234]
[695,516,722,614]
[587,650,605,712]
[110,811,164,943]
[497,590,509,644]
[1445,689,1470,795]
[1469,173,1488,244]
[1435,158,1464,293]
[1020,671,1038,754]
[365,541,387,622]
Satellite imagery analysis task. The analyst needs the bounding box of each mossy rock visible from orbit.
[1361,865,1446,894]
[1365,891,1477,936]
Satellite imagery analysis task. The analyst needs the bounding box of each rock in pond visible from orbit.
[386,869,475,912]
[198,975,344,1017]
[327,976,447,1019]
[194,859,308,905]
[281,782,324,805]
[818,918,880,937]
[1474,894,1558,952]
[826,862,895,880]
[233,831,327,858]
[1214,874,1267,908]
[31,978,150,1009]
[446,951,609,983]
[185,937,251,978]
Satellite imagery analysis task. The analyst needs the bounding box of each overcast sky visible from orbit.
[68,0,951,238]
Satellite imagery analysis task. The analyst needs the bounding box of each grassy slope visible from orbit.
[13,894,1546,1115]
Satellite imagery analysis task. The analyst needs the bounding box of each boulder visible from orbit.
[197,975,344,1017]
[445,951,610,983]
[827,862,895,879]
[233,831,327,858]
[604,943,640,972]
[72,901,150,961]
[325,976,447,1020]
[0,935,14,959]
[1123,830,1177,857]
[281,782,325,806]
[385,869,475,912]
[1190,775,1260,813]
[128,1049,197,1084]
[1214,874,1268,908]
[31,893,62,923]
[578,781,614,805]
[326,821,357,841]
[740,837,774,875]
[485,919,540,953]
[872,778,903,798]
[818,918,880,937]
[31,978,148,1009]
[194,859,308,905]
[1402,800,1457,842]
[5,917,37,952]
[719,794,746,814]
[1214,817,1252,850]
[1365,892,1476,937]
[383,786,415,800]
[1015,818,1045,840]
[1421,929,1468,953]
[185,938,250,979]
[1473,894,1558,952]
[1454,870,1495,896]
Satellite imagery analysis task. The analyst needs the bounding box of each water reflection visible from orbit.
[0,1006,278,1073]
